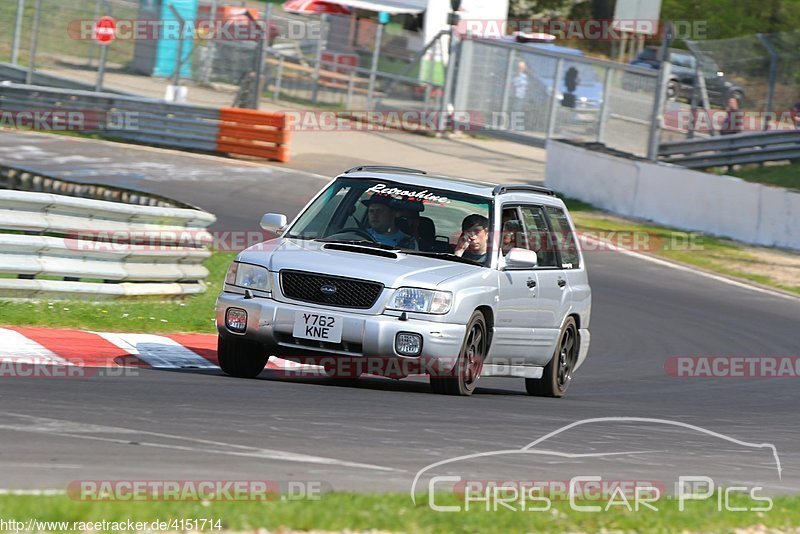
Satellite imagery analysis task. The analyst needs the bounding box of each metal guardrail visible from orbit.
[0,62,135,95]
[659,130,800,168]
[0,164,194,208]
[0,82,291,161]
[0,187,216,301]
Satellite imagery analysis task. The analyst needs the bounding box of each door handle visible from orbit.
[526,279,536,289]
[557,278,567,288]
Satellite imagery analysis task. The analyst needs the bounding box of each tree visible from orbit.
[508,0,577,19]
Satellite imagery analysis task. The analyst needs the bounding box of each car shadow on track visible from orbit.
[174,367,526,396]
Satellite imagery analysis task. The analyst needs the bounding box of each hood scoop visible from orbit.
[322,243,399,259]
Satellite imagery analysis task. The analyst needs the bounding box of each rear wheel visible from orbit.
[217,335,268,378]
[526,317,578,398]
[430,311,487,396]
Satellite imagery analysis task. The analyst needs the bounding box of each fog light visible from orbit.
[226,308,247,333]
[395,332,422,356]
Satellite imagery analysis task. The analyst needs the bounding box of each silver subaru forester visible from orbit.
[216,166,591,396]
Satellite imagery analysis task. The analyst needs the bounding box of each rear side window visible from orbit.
[519,206,559,268]
[545,207,581,269]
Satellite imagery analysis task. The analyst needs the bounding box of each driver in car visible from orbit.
[362,195,415,249]
[454,214,490,263]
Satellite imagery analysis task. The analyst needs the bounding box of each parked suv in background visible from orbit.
[216,167,591,397]
[630,47,744,107]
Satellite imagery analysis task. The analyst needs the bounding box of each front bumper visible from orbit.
[216,292,467,372]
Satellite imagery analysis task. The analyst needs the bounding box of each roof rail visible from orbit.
[492,184,555,197]
[343,165,427,175]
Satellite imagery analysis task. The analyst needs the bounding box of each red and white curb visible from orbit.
[0,327,316,373]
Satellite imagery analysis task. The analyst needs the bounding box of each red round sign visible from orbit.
[94,16,116,45]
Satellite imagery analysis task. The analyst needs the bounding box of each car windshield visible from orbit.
[285,177,493,261]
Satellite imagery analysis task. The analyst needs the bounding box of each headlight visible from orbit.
[228,262,271,292]
[387,288,452,314]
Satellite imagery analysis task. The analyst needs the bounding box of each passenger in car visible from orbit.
[454,214,490,263]
[501,220,524,255]
[362,195,415,248]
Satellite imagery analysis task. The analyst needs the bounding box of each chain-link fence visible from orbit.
[0,0,442,112]
[2,0,675,157]
[454,38,659,157]
[675,32,800,136]
[1,0,140,77]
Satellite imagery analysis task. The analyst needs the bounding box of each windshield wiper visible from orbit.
[316,239,400,251]
[400,250,483,266]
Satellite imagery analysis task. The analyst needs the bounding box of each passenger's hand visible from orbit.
[454,232,469,256]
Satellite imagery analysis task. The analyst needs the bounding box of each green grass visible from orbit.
[0,493,798,533]
[570,211,800,295]
[0,0,138,68]
[729,162,800,191]
[0,252,234,334]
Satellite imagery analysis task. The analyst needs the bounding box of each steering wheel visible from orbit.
[325,228,376,241]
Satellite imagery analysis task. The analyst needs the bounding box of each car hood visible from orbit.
[236,238,482,289]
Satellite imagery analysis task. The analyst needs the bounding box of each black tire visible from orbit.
[324,359,362,386]
[430,311,487,396]
[526,317,578,398]
[217,335,268,378]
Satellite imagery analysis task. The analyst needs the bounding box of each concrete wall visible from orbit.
[546,140,800,250]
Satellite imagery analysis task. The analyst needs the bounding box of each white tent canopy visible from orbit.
[322,0,427,15]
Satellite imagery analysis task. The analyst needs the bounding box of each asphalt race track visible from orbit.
[0,130,798,496]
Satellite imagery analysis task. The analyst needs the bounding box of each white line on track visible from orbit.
[581,235,800,302]
[0,413,401,472]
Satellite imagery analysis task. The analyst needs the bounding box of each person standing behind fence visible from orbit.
[510,61,529,129]
[720,95,742,135]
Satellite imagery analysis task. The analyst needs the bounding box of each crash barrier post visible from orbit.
[216,107,291,163]
[546,139,800,251]
[0,187,217,300]
[0,83,292,163]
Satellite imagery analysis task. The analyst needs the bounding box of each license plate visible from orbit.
[293,312,343,343]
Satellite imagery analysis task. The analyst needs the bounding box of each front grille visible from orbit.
[275,333,363,355]
[280,270,383,309]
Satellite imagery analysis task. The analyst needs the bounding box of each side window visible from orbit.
[501,207,525,255]
[519,206,558,268]
[545,206,581,269]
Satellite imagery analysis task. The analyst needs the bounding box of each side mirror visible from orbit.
[260,213,288,233]
[504,248,538,269]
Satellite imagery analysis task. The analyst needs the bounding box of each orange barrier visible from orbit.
[216,107,291,163]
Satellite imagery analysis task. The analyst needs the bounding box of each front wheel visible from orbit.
[526,317,578,398]
[430,311,487,396]
[217,336,268,378]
